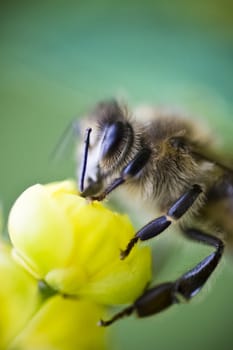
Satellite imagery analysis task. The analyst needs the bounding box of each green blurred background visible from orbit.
[0,0,233,349]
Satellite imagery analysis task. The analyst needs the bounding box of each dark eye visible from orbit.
[101,121,125,158]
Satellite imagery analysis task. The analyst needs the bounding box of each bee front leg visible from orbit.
[99,229,224,326]
[121,184,202,259]
[91,147,151,201]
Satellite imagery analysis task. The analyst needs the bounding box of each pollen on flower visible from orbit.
[8,180,152,306]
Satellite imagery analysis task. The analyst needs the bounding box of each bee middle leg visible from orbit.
[99,228,224,326]
[121,184,202,259]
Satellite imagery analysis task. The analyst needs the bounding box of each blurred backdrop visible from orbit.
[0,0,233,349]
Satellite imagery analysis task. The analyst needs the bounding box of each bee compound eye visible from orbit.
[101,122,125,159]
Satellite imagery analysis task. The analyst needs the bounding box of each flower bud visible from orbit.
[9,180,152,305]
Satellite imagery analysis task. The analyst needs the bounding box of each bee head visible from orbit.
[79,101,134,198]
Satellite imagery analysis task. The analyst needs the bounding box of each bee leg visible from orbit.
[176,228,224,299]
[99,229,224,326]
[98,282,176,326]
[92,148,151,200]
[121,184,202,259]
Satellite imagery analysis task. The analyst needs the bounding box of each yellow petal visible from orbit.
[10,296,108,350]
[0,243,41,349]
[79,246,152,304]
[8,183,75,278]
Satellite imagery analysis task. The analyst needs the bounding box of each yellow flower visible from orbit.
[8,180,152,305]
[9,297,108,350]
[0,243,107,350]
[0,243,41,349]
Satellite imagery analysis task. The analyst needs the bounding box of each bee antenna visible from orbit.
[79,128,92,193]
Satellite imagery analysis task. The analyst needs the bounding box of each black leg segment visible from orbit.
[121,148,151,179]
[176,228,224,299]
[120,216,172,259]
[99,228,224,326]
[92,148,151,200]
[121,184,202,259]
[167,184,202,219]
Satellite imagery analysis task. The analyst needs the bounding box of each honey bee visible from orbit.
[78,100,233,326]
